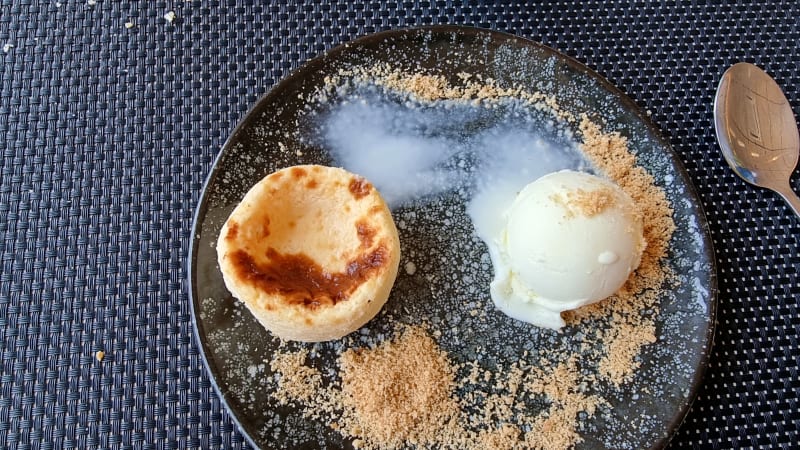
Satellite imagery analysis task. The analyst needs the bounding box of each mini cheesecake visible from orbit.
[217,165,401,342]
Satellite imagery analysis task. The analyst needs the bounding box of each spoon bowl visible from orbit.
[714,62,800,218]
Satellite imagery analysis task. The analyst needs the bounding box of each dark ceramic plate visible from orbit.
[189,26,716,450]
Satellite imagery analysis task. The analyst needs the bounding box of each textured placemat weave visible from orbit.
[1,1,798,449]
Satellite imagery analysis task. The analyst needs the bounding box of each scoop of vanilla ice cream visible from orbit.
[489,170,645,329]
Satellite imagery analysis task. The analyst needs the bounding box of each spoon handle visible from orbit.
[775,182,800,219]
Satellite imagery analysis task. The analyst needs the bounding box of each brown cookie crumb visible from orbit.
[338,327,464,448]
[566,116,676,385]
[566,186,617,217]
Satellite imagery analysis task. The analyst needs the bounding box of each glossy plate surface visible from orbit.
[189,26,716,450]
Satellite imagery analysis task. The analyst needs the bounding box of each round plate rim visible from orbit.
[187,25,718,450]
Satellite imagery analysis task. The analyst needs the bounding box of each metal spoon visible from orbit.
[714,62,800,218]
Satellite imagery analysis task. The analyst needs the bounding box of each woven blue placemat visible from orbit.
[1,1,797,449]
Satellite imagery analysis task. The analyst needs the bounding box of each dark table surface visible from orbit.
[1,1,798,449]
